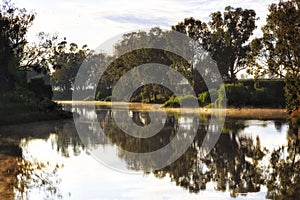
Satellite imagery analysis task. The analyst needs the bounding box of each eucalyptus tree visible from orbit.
[173,6,257,83]
[247,0,300,112]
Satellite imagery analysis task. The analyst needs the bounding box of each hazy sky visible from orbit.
[17,0,279,49]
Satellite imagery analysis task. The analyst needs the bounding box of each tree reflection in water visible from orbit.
[1,106,298,199]
[94,106,299,199]
[266,119,300,199]
[0,120,84,200]
[0,141,62,200]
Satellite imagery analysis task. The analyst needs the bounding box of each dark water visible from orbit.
[0,105,299,200]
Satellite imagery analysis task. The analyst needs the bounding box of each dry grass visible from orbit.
[56,101,288,120]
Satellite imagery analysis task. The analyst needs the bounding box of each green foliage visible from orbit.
[83,95,94,101]
[0,0,35,93]
[173,6,257,83]
[214,81,285,108]
[164,80,285,108]
[95,84,111,101]
[163,95,198,108]
[249,88,267,107]
[163,95,180,108]
[27,78,53,100]
[219,83,250,107]
[247,0,300,112]
[241,79,285,108]
[104,96,111,102]
[2,85,37,106]
[38,98,61,112]
[198,91,210,106]
[51,42,89,92]
[198,89,218,107]
[180,95,198,106]
[285,75,300,112]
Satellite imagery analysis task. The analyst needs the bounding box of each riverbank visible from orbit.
[57,101,288,120]
[0,104,72,126]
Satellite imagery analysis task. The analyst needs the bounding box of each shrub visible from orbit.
[104,96,112,101]
[217,83,250,107]
[163,95,198,108]
[27,78,53,100]
[2,86,37,106]
[38,98,61,112]
[180,95,198,107]
[198,89,218,107]
[240,79,285,108]
[163,95,180,108]
[249,88,268,107]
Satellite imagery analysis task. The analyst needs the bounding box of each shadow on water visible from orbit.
[0,104,299,199]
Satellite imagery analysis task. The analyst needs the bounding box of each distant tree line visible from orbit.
[51,1,299,112]
[0,0,299,113]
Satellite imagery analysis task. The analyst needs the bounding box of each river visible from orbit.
[0,104,298,200]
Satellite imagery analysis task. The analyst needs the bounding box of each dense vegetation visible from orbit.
[0,0,71,124]
[163,79,285,108]
[0,0,299,125]
[50,1,299,114]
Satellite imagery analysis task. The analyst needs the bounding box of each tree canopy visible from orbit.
[173,6,257,83]
[0,0,35,93]
[247,0,300,112]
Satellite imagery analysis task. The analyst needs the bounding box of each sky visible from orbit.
[16,0,279,49]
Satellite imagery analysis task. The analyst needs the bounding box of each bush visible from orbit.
[198,89,218,107]
[2,86,38,106]
[164,81,285,108]
[38,98,61,112]
[163,95,198,108]
[104,96,111,101]
[27,78,53,100]
[180,95,198,107]
[163,95,180,107]
[249,88,268,107]
[240,79,285,108]
[215,81,285,108]
[217,83,250,107]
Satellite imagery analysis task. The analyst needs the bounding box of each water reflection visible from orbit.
[0,105,299,199]
[265,120,300,199]
[0,121,83,199]
[73,105,295,198]
[0,138,62,199]
[92,108,266,197]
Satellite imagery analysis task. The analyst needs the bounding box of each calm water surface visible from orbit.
[0,105,298,200]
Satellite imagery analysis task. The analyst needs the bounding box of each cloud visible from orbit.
[19,0,279,48]
[103,15,171,27]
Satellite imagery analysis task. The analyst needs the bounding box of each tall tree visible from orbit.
[247,0,300,112]
[0,0,35,93]
[21,32,60,74]
[100,28,178,102]
[173,6,257,83]
[99,27,215,101]
[51,42,89,93]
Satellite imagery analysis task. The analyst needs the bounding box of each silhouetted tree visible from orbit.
[173,6,257,83]
[0,0,35,93]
